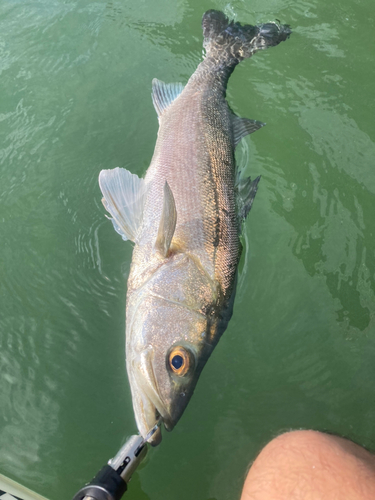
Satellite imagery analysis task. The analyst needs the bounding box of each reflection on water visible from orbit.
[298,23,345,58]
[0,1,374,500]
[0,318,59,487]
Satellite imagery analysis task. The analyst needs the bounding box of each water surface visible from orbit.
[0,1,374,499]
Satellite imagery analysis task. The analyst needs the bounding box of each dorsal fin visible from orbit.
[152,79,184,117]
[237,175,261,221]
[154,181,177,257]
[99,167,147,243]
[232,115,265,147]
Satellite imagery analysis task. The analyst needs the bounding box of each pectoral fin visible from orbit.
[237,175,261,220]
[232,115,265,148]
[155,181,177,257]
[99,167,147,243]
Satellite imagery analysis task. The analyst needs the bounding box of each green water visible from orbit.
[0,0,374,499]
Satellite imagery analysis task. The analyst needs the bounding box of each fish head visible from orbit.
[126,293,215,446]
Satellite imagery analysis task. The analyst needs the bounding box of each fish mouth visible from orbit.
[129,349,173,446]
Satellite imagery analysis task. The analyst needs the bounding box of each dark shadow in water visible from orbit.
[267,158,374,332]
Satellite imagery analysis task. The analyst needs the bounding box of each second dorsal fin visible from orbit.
[152,79,184,117]
[232,115,265,147]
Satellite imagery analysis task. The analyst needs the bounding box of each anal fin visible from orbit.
[152,79,184,118]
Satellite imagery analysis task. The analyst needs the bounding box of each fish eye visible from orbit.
[172,355,183,370]
[168,346,192,376]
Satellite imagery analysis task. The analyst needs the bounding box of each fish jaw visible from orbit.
[126,261,216,445]
[127,347,174,446]
[127,318,209,444]
[128,337,210,445]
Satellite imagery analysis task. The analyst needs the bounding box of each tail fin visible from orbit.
[202,10,291,62]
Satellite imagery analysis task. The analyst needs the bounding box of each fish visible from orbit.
[99,10,291,445]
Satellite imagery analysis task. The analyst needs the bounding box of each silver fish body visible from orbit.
[99,10,291,445]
